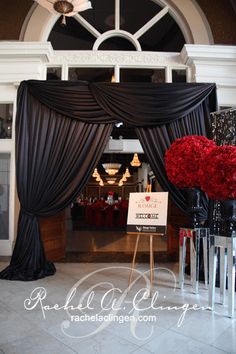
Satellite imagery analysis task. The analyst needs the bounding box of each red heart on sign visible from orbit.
[145,196,150,202]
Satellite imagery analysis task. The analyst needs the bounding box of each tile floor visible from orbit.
[0,261,235,354]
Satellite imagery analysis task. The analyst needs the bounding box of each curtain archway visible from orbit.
[0,80,217,280]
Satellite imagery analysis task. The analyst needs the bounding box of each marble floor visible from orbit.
[0,261,235,354]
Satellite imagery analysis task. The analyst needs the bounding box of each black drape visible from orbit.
[0,80,217,281]
[25,80,217,125]
[0,87,112,280]
[90,82,217,125]
[136,99,212,220]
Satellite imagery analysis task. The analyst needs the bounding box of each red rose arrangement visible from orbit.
[165,135,216,188]
[108,191,114,196]
[199,145,236,200]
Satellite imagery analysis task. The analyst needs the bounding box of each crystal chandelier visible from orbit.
[34,0,92,25]
[102,163,121,176]
[124,167,131,178]
[121,174,127,182]
[130,153,141,167]
[92,168,99,177]
[106,178,116,185]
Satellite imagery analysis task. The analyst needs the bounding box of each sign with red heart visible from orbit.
[127,192,168,234]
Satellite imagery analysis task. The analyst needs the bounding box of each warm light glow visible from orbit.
[102,163,121,176]
[99,180,104,186]
[121,175,127,182]
[111,74,116,83]
[106,177,116,185]
[118,181,123,186]
[96,175,101,182]
[124,167,131,178]
[92,168,99,177]
[130,153,141,167]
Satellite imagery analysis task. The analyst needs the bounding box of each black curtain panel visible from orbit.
[136,100,212,220]
[0,88,112,280]
[0,80,217,281]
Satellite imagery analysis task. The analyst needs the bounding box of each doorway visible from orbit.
[64,123,168,262]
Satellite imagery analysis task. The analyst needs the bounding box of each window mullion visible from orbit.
[115,0,120,30]
[134,6,169,40]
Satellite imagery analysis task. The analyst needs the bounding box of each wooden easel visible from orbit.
[128,231,165,296]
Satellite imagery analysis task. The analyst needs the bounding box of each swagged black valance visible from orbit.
[0,80,217,281]
[25,80,216,125]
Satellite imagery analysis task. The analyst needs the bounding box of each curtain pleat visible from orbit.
[0,92,112,280]
[136,101,212,220]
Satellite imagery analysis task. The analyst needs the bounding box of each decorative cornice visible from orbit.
[181,44,236,65]
[51,50,185,66]
[0,42,54,62]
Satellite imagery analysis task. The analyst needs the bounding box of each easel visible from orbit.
[128,231,165,296]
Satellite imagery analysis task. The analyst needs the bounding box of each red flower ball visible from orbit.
[165,135,216,188]
[199,145,236,200]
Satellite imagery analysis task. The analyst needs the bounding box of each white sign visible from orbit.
[127,192,168,234]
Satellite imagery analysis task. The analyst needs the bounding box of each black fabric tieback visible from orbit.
[21,208,36,218]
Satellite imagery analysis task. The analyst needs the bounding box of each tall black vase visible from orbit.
[186,188,203,228]
[220,199,236,236]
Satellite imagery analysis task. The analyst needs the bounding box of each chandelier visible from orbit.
[92,168,99,177]
[34,0,92,25]
[124,167,131,178]
[102,163,121,176]
[130,153,141,167]
[106,178,116,185]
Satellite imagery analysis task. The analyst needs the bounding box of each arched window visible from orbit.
[48,0,185,51]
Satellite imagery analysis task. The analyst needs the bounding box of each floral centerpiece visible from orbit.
[199,145,236,200]
[165,135,216,188]
[165,135,216,227]
[199,145,236,235]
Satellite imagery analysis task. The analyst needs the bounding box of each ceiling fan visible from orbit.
[34,0,92,25]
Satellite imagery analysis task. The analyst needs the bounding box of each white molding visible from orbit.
[0,42,53,84]
[93,30,142,51]
[0,42,53,62]
[182,44,236,106]
[0,240,13,256]
[181,45,236,64]
[50,50,184,66]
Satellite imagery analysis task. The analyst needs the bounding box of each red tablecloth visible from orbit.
[83,201,128,227]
